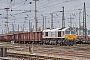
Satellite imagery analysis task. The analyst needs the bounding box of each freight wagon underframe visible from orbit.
[76,39,90,44]
[15,40,42,44]
[76,35,90,44]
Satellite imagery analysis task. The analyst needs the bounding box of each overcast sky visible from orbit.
[0,0,90,34]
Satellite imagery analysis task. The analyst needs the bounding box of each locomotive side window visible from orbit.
[58,31,61,37]
[63,31,64,35]
[45,32,48,36]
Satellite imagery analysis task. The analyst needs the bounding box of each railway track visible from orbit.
[7,52,72,60]
[1,42,90,60]
[34,44,90,59]
[6,44,90,60]
[7,50,90,60]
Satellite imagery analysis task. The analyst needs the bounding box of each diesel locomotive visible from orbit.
[42,27,76,45]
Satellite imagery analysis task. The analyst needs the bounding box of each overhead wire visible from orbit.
[1,2,89,29]
[37,0,58,9]
[11,0,26,6]
[37,0,75,11]
[7,0,71,18]
[0,0,82,19]
[37,0,80,18]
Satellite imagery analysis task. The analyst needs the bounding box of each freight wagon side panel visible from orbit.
[30,32,34,41]
[26,33,28,41]
[7,35,13,41]
[23,33,25,41]
[24,32,28,41]
[28,32,30,41]
[14,34,16,41]
[34,32,42,41]
[0,36,4,41]
[18,34,21,42]
[33,32,35,41]
[0,36,1,40]
[14,34,19,42]
[13,34,16,41]
[27,32,30,41]
[4,35,7,41]
[39,32,42,41]
[87,35,90,43]
[35,32,38,41]
[20,33,24,41]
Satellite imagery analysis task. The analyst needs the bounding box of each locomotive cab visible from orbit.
[65,29,76,40]
[64,27,76,45]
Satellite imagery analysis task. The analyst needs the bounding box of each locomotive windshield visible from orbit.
[65,30,76,34]
[65,31,70,34]
[71,31,75,34]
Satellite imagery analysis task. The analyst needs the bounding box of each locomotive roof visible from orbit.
[43,27,70,32]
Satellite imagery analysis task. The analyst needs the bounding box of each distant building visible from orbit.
[88,30,90,35]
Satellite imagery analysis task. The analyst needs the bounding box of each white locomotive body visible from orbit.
[42,27,76,45]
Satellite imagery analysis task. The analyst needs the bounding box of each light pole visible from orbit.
[83,2,87,40]
[78,9,82,35]
[50,13,53,29]
[29,20,31,32]
[5,8,9,34]
[62,6,65,28]
[57,7,65,28]
[29,20,32,32]
[67,14,74,27]
[41,15,44,30]
[18,24,19,33]
[12,22,14,34]
[33,0,39,31]
[70,15,72,27]
[45,16,46,29]
[72,22,76,32]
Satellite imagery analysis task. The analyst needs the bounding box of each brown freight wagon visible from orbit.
[3,34,13,42]
[14,31,42,44]
[76,35,90,44]
[13,33,20,43]
[20,32,25,43]
[0,35,4,41]
[0,31,42,44]
[27,32,42,44]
